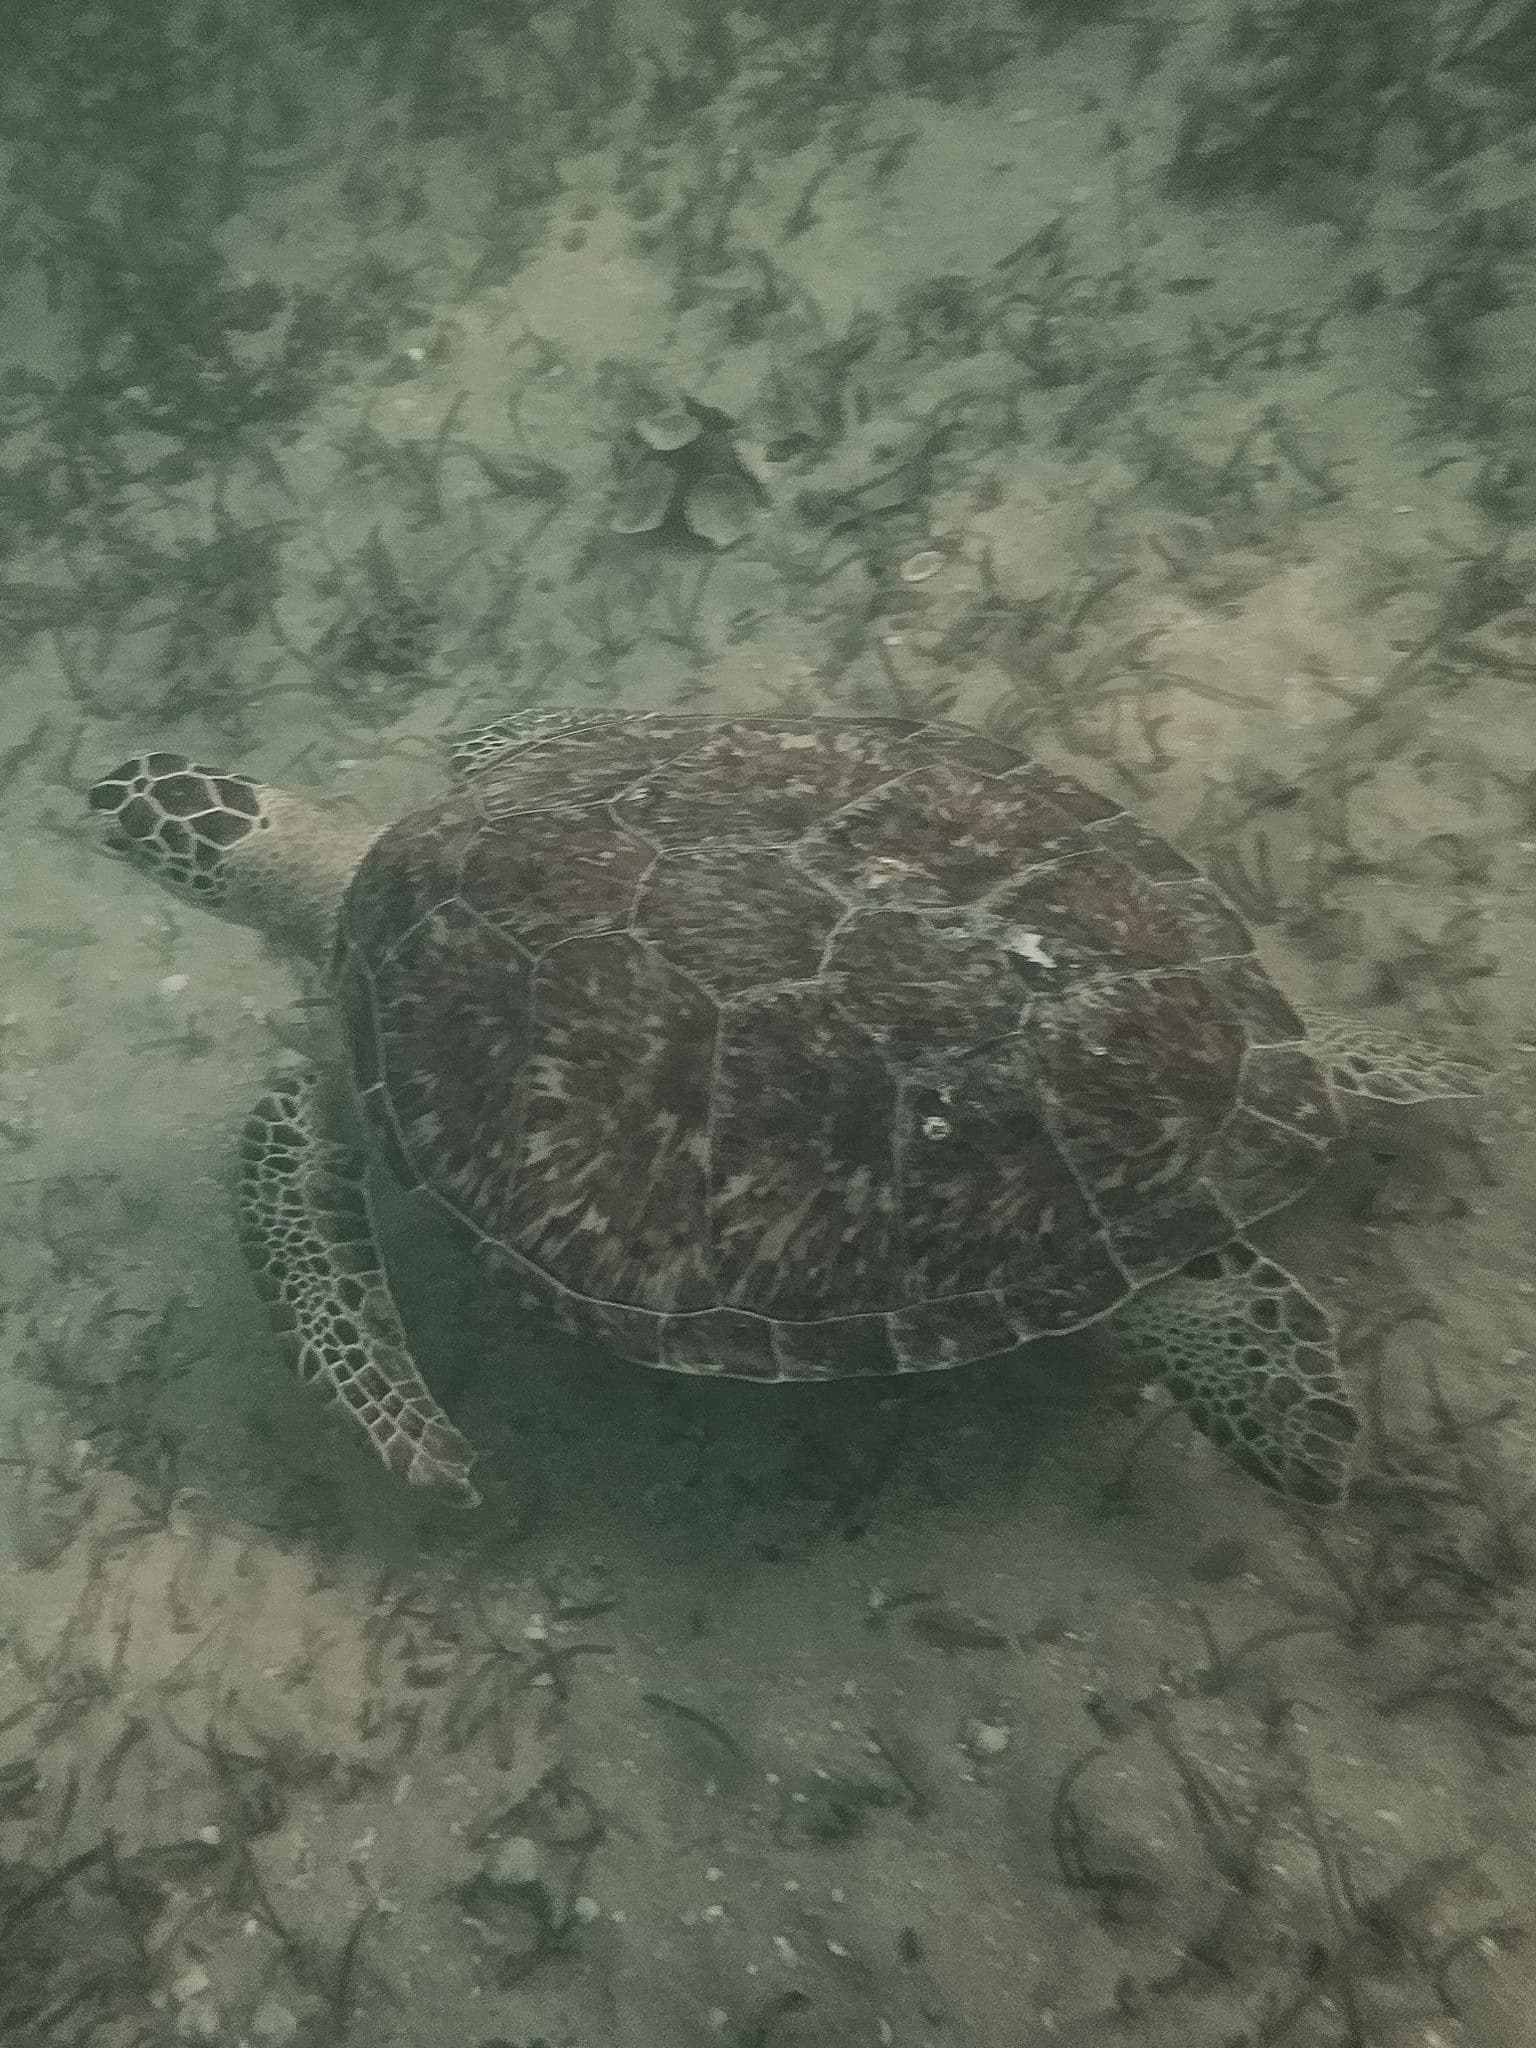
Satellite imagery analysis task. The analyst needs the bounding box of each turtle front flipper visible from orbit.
[1112,1243,1358,1505]
[238,1072,480,1508]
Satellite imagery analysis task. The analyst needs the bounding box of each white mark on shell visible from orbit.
[898,548,945,583]
[1004,928,1054,967]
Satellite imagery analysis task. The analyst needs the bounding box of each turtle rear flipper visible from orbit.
[1114,1243,1358,1505]
[1298,1008,1489,1106]
[239,1072,480,1508]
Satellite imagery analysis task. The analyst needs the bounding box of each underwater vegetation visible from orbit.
[1,0,1533,2043]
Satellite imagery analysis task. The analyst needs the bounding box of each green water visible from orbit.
[1,5,1532,2045]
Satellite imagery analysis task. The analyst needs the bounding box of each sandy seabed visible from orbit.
[3,4,1536,2044]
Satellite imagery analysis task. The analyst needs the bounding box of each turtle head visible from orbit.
[89,752,375,965]
[89,753,271,905]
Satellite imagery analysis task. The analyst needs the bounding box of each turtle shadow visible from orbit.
[397,1221,1142,1576]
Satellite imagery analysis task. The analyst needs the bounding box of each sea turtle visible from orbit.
[89,712,1483,1512]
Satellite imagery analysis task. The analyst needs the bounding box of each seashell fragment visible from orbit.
[634,402,700,454]
[683,471,754,549]
[610,458,674,534]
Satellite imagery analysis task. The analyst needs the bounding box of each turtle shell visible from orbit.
[334,713,1344,1381]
